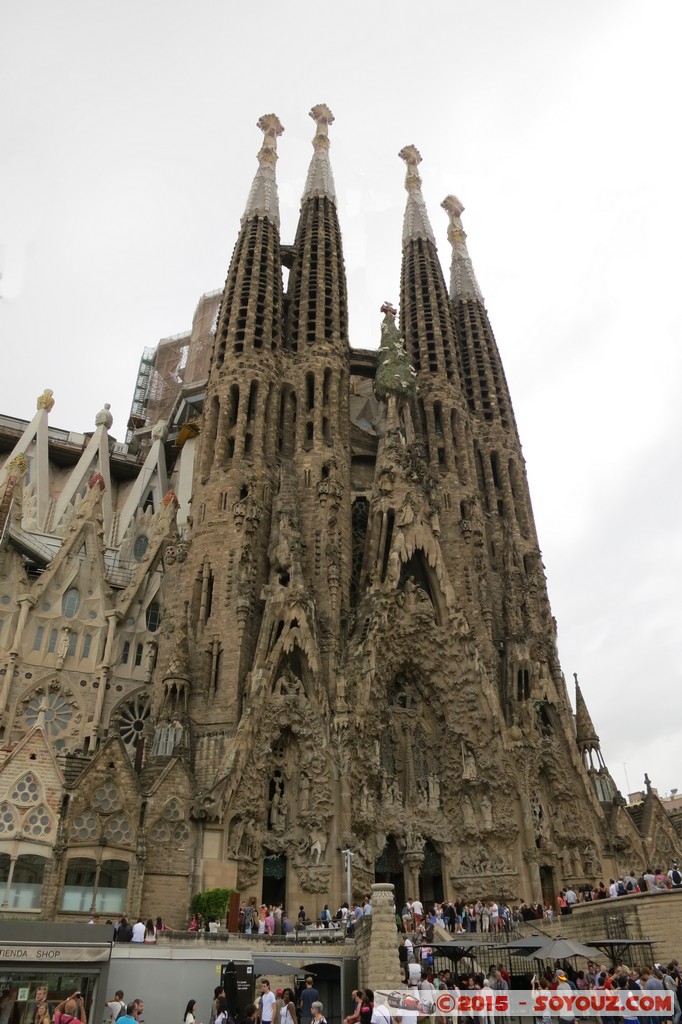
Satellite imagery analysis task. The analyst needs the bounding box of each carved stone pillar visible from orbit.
[362,883,402,991]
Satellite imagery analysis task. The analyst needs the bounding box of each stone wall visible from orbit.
[520,889,682,963]
[356,884,402,992]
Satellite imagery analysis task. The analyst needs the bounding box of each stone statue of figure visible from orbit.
[462,794,476,829]
[229,817,245,857]
[428,774,441,810]
[269,779,283,830]
[299,772,310,813]
[480,795,493,830]
[462,742,477,781]
[57,627,71,661]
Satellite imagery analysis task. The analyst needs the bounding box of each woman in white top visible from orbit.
[144,918,157,943]
[184,999,202,1024]
[278,989,298,1024]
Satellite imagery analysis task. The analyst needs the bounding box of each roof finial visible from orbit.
[302,103,337,204]
[441,195,484,303]
[242,113,284,227]
[398,145,436,247]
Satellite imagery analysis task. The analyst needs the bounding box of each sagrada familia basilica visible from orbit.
[0,106,679,923]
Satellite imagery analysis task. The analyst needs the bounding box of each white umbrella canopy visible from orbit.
[523,937,604,961]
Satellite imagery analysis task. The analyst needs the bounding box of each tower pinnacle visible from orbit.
[441,195,484,303]
[399,145,436,246]
[242,113,284,227]
[302,103,337,204]
[574,672,600,749]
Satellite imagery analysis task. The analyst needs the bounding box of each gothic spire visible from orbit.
[443,193,516,430]
[302,103,337,204]
[242,113,284,228]
[441,195,484,303]
[574,673,600,750]
[399,145,436,246]
[287,105,348,351]
[212,114,286,368]
[398,146,458,384]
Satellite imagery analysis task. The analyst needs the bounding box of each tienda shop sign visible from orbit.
[374,989,675,1017]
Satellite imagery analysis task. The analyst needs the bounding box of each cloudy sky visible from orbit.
[1,1,680,797]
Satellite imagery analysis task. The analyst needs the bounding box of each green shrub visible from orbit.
[190,887,235,922]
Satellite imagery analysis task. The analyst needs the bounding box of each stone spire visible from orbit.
[574,673,600,749]
[286,105,348,350]
[398,146,458,384]
[442,195,484,303]
[399,145,436,246]
[211,114,286,368]
[302,103,337,205]
[242,113,284,228]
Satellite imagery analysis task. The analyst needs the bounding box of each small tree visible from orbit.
[190,887,235,923]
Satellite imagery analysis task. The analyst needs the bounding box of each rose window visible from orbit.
[149,819,170,843]
[103,813,133,845]
[164,798,183,821]
[23,804,52,837]
[25,691,73,735]
[173,822,190,844]
[11,773,41,804]
[92,782,119,812]
[0,801,17,835]
[118,693,151,753]
[70,812,99,841]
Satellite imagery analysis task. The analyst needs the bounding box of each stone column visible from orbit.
[363,882,402,992]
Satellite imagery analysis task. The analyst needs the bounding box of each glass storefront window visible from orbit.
[7,855,46,910]
[61,857,96,912]
[95,859,128,914]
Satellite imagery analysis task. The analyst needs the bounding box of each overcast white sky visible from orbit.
[1,0,681,798]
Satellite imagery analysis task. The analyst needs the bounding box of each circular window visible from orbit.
[62,588,81,618]
[92,783,119,813]
[118,693,151,753]
[149,819,170,843]
[25,691,73,735]
[70,812,99,841]
[173,822,190,844]
[23,806,52,837]
[103,813,133,845]
[133,535,149,561]
[11,773,40,804]
[1,595,11,606]
[0,802,17,835]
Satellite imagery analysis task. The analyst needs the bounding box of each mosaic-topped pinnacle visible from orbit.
[302,103,337,204]
[375,301,416,402]
[441,194,483,303]
[242,113,284,227]
[399,145,435,246]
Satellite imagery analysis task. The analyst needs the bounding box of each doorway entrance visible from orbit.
[262,853,286,908]
[375,836,405,911]
[419,840,444,907]
[539,865,555,909]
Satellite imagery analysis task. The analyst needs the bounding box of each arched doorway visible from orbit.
[375,836,405,911]
[262,853,286,908]
[419,840,443,906]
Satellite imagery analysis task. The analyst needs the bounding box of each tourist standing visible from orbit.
[104,992,126,1023]
[299,978,319,1024]
[184,1000,202,1024]
[258,981,277,1024]
[278,990,297,1024]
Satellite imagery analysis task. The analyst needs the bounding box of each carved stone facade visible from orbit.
[0,108,679,923]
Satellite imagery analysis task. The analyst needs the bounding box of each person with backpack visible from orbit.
[104,992,126,1023]
[320,905,331,928]
[668,863,682,888]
